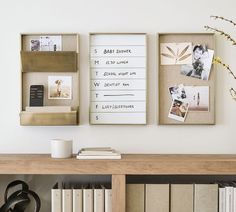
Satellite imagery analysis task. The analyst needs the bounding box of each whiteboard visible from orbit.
[90,33,147,124]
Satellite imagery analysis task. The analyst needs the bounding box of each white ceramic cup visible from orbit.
[51,139,72,158]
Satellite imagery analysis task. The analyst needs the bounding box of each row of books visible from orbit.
[127,183,218,212]
[51,183,112,212]
[76,147,121,160]
[219,183,236,212]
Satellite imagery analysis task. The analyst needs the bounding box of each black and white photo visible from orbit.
[30,39,40,51]
[169,84,186,100]
[181,45,214,80]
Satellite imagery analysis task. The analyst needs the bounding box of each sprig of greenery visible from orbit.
[206,15,236,100]
[213,57,236,79]
[210,15,236,27]
[204,25,236,45]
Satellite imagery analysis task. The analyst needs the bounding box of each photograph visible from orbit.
[48,76,72,99]
[168,99,189,122]
[169,84,187,100]
[181,45,214,80]
[184,86,209,111]
[30,39,40,51]
[160,42,193,65]
[40,35,62,51]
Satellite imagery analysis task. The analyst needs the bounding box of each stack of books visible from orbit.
[51,183,112,212]
[76,147,121,160]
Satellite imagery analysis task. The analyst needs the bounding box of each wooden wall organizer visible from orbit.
[157,33,215,125]
[20,33,80,126]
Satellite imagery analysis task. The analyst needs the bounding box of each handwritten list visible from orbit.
[90,34,147,124]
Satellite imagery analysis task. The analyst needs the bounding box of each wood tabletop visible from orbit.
[0,154,236,175]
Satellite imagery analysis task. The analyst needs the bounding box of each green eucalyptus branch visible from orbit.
[204,25,236,45]
[210,15,236,27]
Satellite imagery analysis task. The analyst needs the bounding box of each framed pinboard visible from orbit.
[89,33,147,124]
[158,33,215,125]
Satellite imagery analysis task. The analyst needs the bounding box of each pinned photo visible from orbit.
[30,39,40,51]
[168,99,189,122]
[185,86,209,111]
[181,45,214,80]
[160,42,193,65]
[169,84,186,100]
[48,76,72,99]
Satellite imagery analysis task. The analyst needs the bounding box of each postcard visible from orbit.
[160,42,193,65]
[184,86,209,111]
[48,76,72,99]
[40,36,62,51]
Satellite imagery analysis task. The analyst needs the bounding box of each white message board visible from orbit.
[90,33,147,124]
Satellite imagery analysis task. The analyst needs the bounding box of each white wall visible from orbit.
[0,0,236,154]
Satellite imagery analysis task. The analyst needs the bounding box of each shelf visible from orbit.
[0,154,236,175]
[20,111,78,126]
[21,51,77,72]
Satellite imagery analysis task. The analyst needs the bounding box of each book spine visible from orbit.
[73,189,83,212]
[62,189,73,212]
[225,187,233,212]
[105,189,112,212]
[194,184,218,212]
[145,184,169,212]
[52,188,62,212]
[233,187,236,212]
[83,189,94,212]
[126,184,145,212]
[219,187,226,212]
[94,189,105,212]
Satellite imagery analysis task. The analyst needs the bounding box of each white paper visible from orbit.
[160,42,193,65]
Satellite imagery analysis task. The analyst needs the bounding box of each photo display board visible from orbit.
[158,33,215,125]
[90,33,147,124]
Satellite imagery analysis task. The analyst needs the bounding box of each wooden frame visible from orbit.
[20,33,80,126]
[89,33,147,125]
[157,33,215,125]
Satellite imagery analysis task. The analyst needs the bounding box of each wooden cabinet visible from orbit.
[0,154,236,212]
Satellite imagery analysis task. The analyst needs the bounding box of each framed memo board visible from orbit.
[158,33,215,125]
[89,33,147,124]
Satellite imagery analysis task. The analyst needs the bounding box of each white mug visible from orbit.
[51,139,72,158]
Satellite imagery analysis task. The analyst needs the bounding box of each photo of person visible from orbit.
[169,84,186,100]
[184,86,209,111]
[48,76,72,99]
[30,39,40,51]
[181,45,214,81]
[168,99,189,122]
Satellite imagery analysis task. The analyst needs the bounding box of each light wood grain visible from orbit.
[0,154,236,175]
[112,175,126,212]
